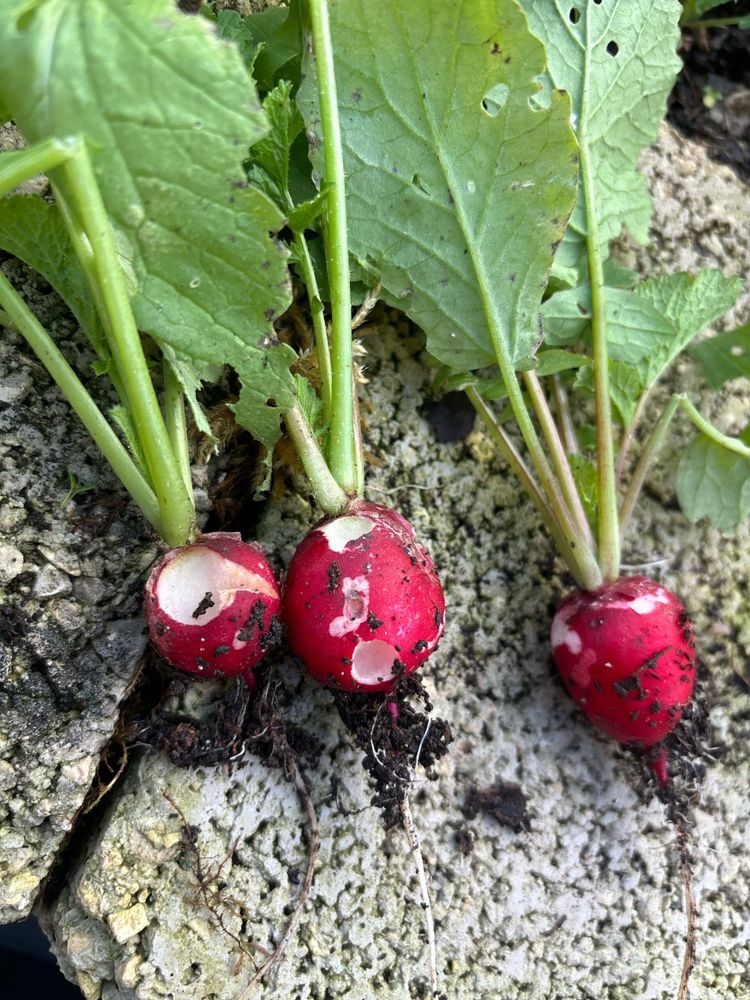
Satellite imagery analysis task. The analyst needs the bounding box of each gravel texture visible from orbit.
[0,259,157,921]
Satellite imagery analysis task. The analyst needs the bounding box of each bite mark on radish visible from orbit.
[145,532,281,682]
[329,576,370,637]
[282,501,445,692]
[350,639,401,685]
[156,547,276,626]
[319,515,374,552]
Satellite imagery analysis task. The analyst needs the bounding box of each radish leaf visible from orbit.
[633,270,742,388]
[0,0,295,456]
[676,426,750,532]
[542,285,675,364]
[574,360,643,426]
[524,0,682,271]
[534,349,590,377]
[691,321,750,389]
[0,195,104,355]
[298,0,578,372]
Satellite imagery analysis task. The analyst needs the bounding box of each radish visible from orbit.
[282,501,445,692]
[145,532,282,685]
[551,576,696,748]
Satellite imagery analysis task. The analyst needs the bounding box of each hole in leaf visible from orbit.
[569,7,580,23]
[265,399,277,408]
[593,0,602,4]
[481,83,509,117]
[606,40,619,56]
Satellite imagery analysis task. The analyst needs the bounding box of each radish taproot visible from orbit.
[551,576,696,748]
[145,532,282,684]
[282,501,445,692]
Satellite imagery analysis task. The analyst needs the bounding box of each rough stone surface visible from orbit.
[0,259,157,921]
[8,129,750,997]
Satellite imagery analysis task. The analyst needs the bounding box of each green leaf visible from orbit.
[541,286,591,346]
[525,0,682,268]
[160,346,216,441]
[297,0,577,372]
[569,452,598,525]
[542,284,675,366]
[294,372,327,443]
[676,427,750,532]
[245,4,303,92]
[691,320,750,390]
[287,188,329,234]
[605,288,676,366]
[683,0,735,17]
[634,270,742,388]
[252,80,304,196]
[0,0,296,455]
[534,348,589,377]
[573,359,643,426]
[215,9,259,67]
[0,194,104,354]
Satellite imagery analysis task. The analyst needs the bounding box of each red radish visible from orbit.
[145,532,281,685]
[551,576,696,748]
[282,501,445,692]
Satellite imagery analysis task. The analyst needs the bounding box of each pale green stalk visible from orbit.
[54,139,193,546]
[308,0,358,494]
[579,10,620,582]
[163,358,195,525]
[284,400,349,515]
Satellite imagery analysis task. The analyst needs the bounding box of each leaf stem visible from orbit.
[550,373,578,457]
[163,358,196,533]
[0,137,76,198]
[678,395,750,457]
[308,0,359,495]
[618,393,750,535]
[523,371,595,551]
[56,139,193,547]
[579,17,620,582]
[467,387,594,587]
[291,229,333,423]
[619,395,679,536]
[615,390,650,486]
[0,271,161,532]
[489,355,601,589]
[284,400,349,515]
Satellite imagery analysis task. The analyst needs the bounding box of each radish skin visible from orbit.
[145,532,281,684]
[282,501,445,692]
[551,576,696,747]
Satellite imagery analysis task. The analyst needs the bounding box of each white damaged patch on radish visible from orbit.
[351,639,401,685]
[145,533,281,683]
[155,546,277,626]
[550,613,583,655]
[318,515,374,552]
[329,576,370,637]
[606,589,670,615]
